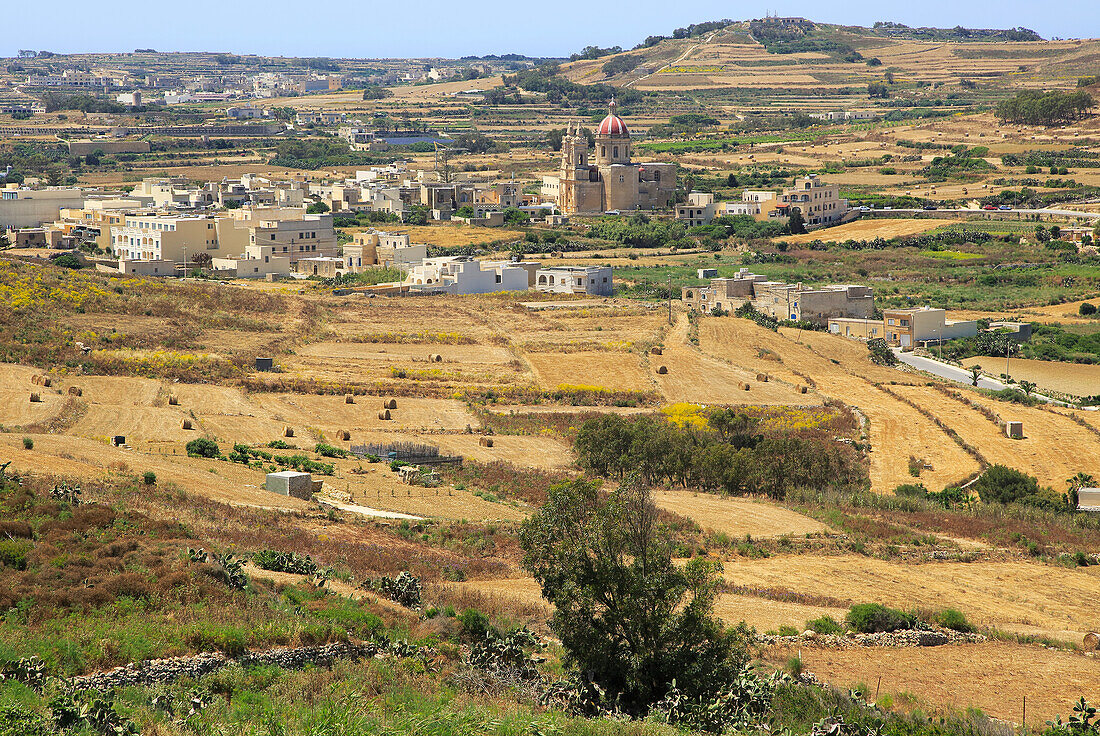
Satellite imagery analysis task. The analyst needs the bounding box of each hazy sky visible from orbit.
[5,0,1098,59]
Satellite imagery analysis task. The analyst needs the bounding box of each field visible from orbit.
[962,356,1100,396]
[652,490,830,538]
[781,218,955,245]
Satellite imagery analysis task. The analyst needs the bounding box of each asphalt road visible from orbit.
[893,349,1008,391]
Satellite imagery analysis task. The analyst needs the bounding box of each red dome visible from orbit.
[597,113,629,137]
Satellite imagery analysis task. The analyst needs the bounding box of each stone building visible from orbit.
[542,101,676,214]
[682,268,874,326]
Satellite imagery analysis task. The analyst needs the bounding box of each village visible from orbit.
[2,14,1100,736]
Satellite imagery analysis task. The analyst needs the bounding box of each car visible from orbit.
[923,204,938,210]
[883,206,892,210]
[858,206,871,212]
[982,205,998,210]
[999,205,1012,210]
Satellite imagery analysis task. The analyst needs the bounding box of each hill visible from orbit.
[559,19,1100,96]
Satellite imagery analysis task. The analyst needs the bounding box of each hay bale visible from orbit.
[30,375,41,386]
[344,394,355,404]
[756,373,769,382]
[180,418,193,430]
[29,392,41,403]
[651,347,663,355]
[1085,632,1100,651]
[429,353,443,363]
[68,386,82,396]
[168,395,179,406]
[40,376,51,388]
[383,398,397,410]
[479,436,494,448]
[741,382,751,391]
[283,425,295,438]
[656,365,668,375]
[799,386,808,394]
[336,430,351,441]
[378,410,391,421]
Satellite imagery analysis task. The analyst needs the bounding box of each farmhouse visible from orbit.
[884,307,977,347]
[683,268,874,326]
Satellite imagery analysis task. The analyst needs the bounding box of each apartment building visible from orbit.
[110,214,224,263]
[225,211,338,263]
[682,268,874,326]
[0,185,85,229]
[535,266,613,296]
[775,175,848,227]
[211,244,291,279]
[343,231,427,271]
[675,192,717,227]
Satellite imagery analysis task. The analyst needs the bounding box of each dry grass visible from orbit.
[652,491,830,538]
[961,357,1100,397]
[720,554,1100,640]
[525,351,655,392]
[765,642,1100,726]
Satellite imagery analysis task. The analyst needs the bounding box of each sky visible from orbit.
[5,0,1099,59]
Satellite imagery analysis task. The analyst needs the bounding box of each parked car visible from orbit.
[999,205,1012,210]
[923,204,938,210]
[858,206,871,212]
[982,204,998,210]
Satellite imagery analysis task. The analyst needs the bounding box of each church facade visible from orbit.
[542,101,677,215]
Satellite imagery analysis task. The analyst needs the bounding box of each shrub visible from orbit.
[971,464,1043,505]
[314,442,348,458]
[893,483,928,498]
[0,539,32,571]
[845,603,915,633]
[142,471,156,485]
[252,549,319,576]
[372,570,422,608]
[805,615,845,635]
[21,437,32,450]
[185,437,220,458]
[867,338,897,366]
[1081,302,1098,316]
[458,608,495,642]
[932,608,974,633]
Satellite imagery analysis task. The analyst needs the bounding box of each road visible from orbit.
[624,30,721,89]
[893,349,1008,391]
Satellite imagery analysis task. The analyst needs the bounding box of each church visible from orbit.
[542,101,677,215]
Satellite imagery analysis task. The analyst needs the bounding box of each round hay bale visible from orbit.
[29,392,41,403]
[756,373,769,382]
[30,375,41,386]
[429,353,443,363]
[180,418,193,430]
[168,395,179,406]
[799,386,808,394]
[479,436,494,448]
[344,394,355,404]
[378,410,391,421]
[283,425,295,438]
[651,347,663,355]
[384,398,397,410]
[68,386,83,396]
[40,376,51,388]
[1085,632,1100,651]
[336,430,351,441]
[741,382,751,391]
[656,365,668,375]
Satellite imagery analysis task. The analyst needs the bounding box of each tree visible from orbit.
[787,207,806,235]
[306,201,330,215]
[867,337,896,366]
[971,464,1042,505]
[1080,302,1097,316]
[970,365,982,386]
[519,478,751,715]
[1018,380,1037,397]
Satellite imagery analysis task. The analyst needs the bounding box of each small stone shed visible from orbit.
[265,471,315,501]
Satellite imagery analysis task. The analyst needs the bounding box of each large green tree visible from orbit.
[519,478,751,715]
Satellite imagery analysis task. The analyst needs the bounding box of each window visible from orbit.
[613,146,618,158]
[601,146,606,157]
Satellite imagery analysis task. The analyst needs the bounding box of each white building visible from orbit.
[675,191,716,227]
[535,266,613,296]
[405,257,532,295]
[211,243,291,279]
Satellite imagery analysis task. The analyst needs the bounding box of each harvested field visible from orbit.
[300,342,515,365]
[714,594,847,633]
[525,351,654,392]
[251,394,479,434]
[657,316,817,405]
[720,554,1100,640]
[781,219,954,245]
[890,384,1100,490]
[652,491,830,538]
[431,433,574,470]
[961,357,1100,397]
[354,224,524,248]
[765,642,1100,726]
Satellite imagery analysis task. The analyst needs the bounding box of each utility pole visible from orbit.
[667,274,673,325]
[1006,340,1011,384]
